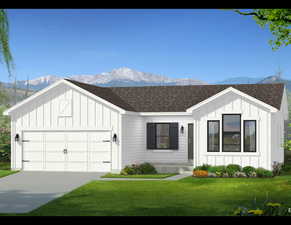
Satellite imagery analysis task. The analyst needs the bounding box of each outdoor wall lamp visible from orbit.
[180,126,184,134]
[113,133,117,142]
[15,133,20,142]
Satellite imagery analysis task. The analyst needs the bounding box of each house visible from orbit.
[3,79,288,173]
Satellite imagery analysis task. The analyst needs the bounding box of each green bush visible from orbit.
[256,168,273,178]
[193,164,212,171]
[207,165,226,177]
[120,163,157,175]
[242,166,256,177]
[282,163,291,172]
[226,164,241,172]
[139,162,157,174]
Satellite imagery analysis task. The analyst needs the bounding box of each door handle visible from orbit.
[63,149,68,154]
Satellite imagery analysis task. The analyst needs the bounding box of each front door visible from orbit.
[188,123,193,161]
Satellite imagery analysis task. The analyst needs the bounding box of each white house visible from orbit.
[3,79,288,173]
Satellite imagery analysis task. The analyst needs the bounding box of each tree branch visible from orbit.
[234,9,291,24]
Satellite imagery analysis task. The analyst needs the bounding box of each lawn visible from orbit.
[18,175,291,216]
[101,173,177,179]
[0,162,18,178]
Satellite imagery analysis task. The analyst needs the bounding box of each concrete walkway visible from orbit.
[99,173,191,181]
[0,171,104,213]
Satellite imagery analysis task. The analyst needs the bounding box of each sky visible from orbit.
[1,9,290,84]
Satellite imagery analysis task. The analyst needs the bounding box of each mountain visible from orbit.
[216,77,263,84]
[257,75,291,91]
[3,67,206,91]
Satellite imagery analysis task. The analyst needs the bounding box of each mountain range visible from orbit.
[1,67,290,92]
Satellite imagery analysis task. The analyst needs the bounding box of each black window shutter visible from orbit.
[147,123,156,149]
[169,123,179,150]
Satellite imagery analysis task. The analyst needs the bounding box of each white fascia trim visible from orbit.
[139,112,192,116]
[186,87,278,113]
[4,79,127,116]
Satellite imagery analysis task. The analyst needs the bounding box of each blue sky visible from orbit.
[1,9,290,83]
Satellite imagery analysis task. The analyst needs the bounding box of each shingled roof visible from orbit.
[65,79,284,112]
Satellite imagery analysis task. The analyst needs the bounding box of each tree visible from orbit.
[0,9,13,76]
[233,9,291,50]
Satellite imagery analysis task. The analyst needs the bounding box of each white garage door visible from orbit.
[22,131,112,172]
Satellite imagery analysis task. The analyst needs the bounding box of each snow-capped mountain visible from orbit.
[10,67,206,90]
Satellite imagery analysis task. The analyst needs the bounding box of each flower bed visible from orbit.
[192,162,284,178]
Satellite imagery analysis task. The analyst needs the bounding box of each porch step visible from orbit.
[151,163,193,174]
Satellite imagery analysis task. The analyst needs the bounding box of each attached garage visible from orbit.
[22,131,112,172]
[5,79,122,172]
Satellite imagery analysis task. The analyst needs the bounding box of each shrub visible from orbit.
[256,168,273,178]
[139,162,157,174]
[207,165,226,177]
[0,127,10,162]
[120,163,157,175]
[272,161,283,176]
[226,164,241,172]
[282,163,291,172]
[193,164,211,171]
[242,166,256,177]
[193,170,208,177]
[120,165,136,175]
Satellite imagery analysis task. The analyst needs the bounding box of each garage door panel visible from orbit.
[46,152,66,162]
[46,142,65,152]
[45,162,65,171]
[23,132,43,141]
[22,131,112,172]
[67,142,87,152]
[88,162,111,172]
[89,143,111,151]
[23,162,43,171]
[67,132,87,142]
[66,162,87,171]
[88,132,111,142]
[67,152,87,162]
[89,152,111,162]
[23,142,43,151]
[23,151,43,161]
[45,132,65,141]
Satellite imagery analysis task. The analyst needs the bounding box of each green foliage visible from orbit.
[282,163,291,172]
[226,164,241,172]
[256,168,273,178]
[0,9,13,75]
[120,163,157,175]
[242,166,256,177]
[193,164,212,171]
[207,165,226,177]
[233,9,291,50]
[0,105,10,162]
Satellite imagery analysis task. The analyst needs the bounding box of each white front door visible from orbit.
[22,131,112,172]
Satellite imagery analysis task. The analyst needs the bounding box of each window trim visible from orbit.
[243,120,257,152]
[222,114,241,152]
[155,123,170,149]
[207,120,220,152]
[147,122,178,150]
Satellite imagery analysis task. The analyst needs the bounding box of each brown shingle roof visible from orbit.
[66,79,284,112]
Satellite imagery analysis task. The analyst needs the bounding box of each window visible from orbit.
[244,120,256,152]
[207,121,220,152]
[147,123,178,150]
[222,114,241,152]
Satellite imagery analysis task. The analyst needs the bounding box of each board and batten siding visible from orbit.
[194,91,274,170]
[10,82,121,170]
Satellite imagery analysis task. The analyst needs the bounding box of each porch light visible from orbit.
[15,133,20,142]
[180,126,184,134]
[113,133,117,142]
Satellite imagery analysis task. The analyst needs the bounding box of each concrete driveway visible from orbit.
[0,171,104,213]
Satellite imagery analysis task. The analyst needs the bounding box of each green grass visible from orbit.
[0,161,18,178]
[6,174,290,216]
[0,162,10,170]
[101,173,177,179]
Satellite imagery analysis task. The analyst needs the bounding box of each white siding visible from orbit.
[194,91,273,170]
[11,83,121,171]
[121,115,145,167]
[143,116,193,163]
